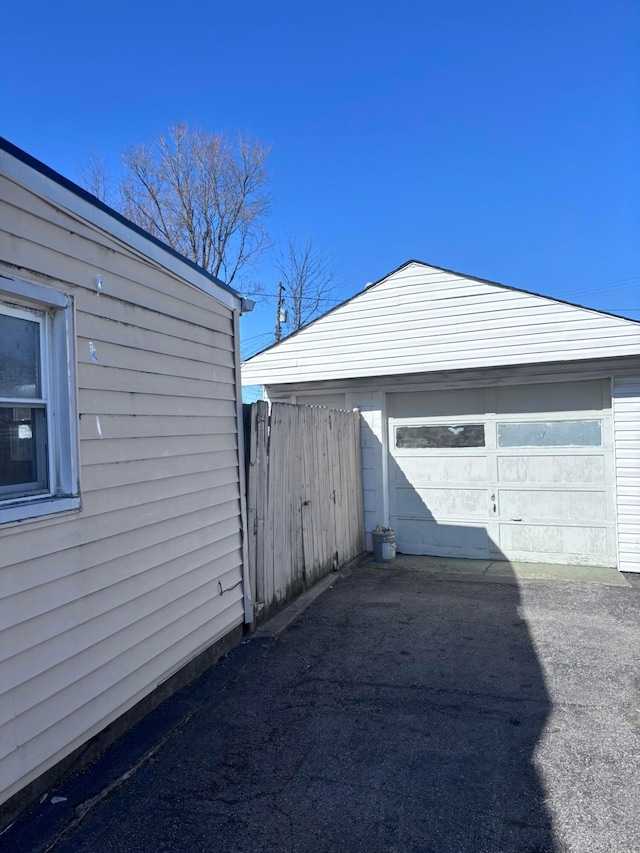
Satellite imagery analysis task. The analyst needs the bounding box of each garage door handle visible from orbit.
[511,517,523,522]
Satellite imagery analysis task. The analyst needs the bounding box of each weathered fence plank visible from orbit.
[245,402,365,622]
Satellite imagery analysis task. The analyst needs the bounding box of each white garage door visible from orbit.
[388,380,616,566]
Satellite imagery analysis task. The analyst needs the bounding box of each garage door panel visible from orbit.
[497,455,606,485]
[495,379,609,414]
[393,455,488,484]
[499,523,613,564]
[395,486,487,518]
[396,519,490,556]
[388,381,616,567]
[389,388,485,418]
[499,489,609,522]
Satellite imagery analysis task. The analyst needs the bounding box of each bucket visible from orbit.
[372,526,396,563]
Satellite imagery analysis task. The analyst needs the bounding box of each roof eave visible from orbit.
[0,137,242,312]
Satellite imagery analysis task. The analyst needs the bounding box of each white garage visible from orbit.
[388,380,615,565]
[243,261,640,573]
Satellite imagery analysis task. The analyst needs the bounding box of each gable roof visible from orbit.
[242,260,640,386]
[0,137,241,311]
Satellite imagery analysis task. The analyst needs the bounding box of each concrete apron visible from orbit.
[254,553,632,643]
[366,553,632,586]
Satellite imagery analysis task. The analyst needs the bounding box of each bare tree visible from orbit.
[79,124,272,287]
[77,147,116,207]
[274,235,338,333]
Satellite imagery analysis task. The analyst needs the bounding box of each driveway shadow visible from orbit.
[310,559,556,852]
[10,562,555,853]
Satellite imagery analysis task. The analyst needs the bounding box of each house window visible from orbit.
[0,275,79,523]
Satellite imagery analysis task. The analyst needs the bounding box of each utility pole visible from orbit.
[275,281,285,342]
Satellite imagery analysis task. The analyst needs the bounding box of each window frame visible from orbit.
[0,303,50,499]
[0,274,80,523]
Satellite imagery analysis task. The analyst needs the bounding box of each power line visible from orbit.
[241,331,274,344]
[567,275,640,289]
[562,276,640,299]
[250,291,346,304]
[252,270,639,304]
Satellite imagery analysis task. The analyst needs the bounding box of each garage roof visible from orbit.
[242,260,640,385]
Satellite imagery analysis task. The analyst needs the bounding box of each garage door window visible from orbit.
[395,424,485,449]
[497,420,602,448]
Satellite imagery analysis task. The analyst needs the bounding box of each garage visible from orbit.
[388,379,616,566]
[244,260,640,572]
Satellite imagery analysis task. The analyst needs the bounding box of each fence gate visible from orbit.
[245,401,365,622]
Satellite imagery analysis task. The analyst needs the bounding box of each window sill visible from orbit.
[0,496,81,526]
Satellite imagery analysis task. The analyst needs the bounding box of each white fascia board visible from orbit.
[0,147,242,313]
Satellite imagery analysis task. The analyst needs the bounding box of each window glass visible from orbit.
[396,424,485,449]
[1,307,48,500]
[497,420,602,448]
[0,407,47,496]
[0,313,41,398]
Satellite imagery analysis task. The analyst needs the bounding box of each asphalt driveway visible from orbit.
[7,559,640,853]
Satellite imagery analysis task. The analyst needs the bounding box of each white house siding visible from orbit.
[242,262,640,386]
[350,392,386,551]
[613,377,640,573]
[0,172,245,805]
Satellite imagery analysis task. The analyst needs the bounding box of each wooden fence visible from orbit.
[245,401,365,622]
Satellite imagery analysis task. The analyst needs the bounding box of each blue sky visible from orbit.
[2,0,639,362]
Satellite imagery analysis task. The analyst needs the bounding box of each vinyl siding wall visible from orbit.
[613,377,640,573]
[350,392,386,551]
[0,173,244,804]
[243,263,640,385]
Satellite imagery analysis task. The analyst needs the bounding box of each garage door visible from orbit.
[388,380,616,566]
